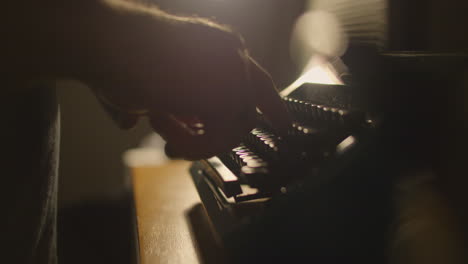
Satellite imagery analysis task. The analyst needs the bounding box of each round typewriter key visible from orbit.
[316,105,324,119]
[329,108,339,122]
[243,159,263,165]
[235,147,249,152]
[241,166,269,175]
[238,152,255,158]
[241,155,260,161]
[253,134,263,139]
[310,104,318,119]
[235,149,250,154]
[293,99,300,112]
[284,98,292,112]
[191,122,204,129]
[251,129,262,135]
[294,128,302,135]
[246,160,268,168]
[265,140,279,152]
[238,152,254,158]
[235,148,250,153]
[303,102,312,121]
[265,141,277,149]
[301,126,316,134]
[235,153,249,157]
[298,100,307,119]
[324,107,334,121]
[232,146,247,152]
[338,109,349,123]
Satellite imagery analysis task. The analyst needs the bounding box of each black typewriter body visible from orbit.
[190,76,391,262]
[189,0,468,262]
[190,53,468,263]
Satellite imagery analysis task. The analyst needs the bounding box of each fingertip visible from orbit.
[248,56,292,136]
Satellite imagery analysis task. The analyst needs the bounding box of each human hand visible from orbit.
[83,2,290,160]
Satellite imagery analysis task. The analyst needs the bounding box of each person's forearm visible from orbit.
[1,0,238,84]
[0,1,170,84]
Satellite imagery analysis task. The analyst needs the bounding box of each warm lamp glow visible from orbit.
[281,59,342,97]
[296,64,342,85]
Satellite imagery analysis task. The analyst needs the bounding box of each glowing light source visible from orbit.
[296,63,341,85]
[284,3,349,97]
[281,57,343,97]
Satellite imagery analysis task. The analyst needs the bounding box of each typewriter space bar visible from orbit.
[200,157,242,198]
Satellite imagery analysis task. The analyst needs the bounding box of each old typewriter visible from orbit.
[190,0,468,263]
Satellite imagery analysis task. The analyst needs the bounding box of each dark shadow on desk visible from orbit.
[186,204,229,264]
[57,194,138,264]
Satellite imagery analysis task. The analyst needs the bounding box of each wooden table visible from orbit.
[130,159,224,264]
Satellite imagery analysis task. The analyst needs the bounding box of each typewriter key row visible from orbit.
[201,153,275,201]
[231,145,268,169]
[243,128,283,161]
[230,145,272,187]
[282,96,363,128]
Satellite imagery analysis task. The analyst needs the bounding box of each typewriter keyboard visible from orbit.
[194,83,368,206]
